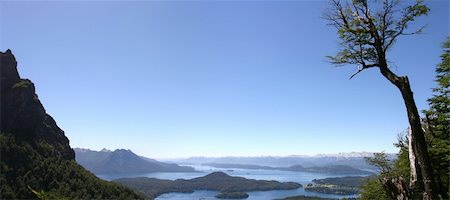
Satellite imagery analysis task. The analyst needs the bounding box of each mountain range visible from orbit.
[74,148,196,174]
[202,163,373,175]
[172,152,397,170]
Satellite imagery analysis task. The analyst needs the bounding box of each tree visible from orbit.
[365,152,393,177]
[360,177,388,200]
[364,152,410,199]
[323,0,436,199]
[422,38,450,198]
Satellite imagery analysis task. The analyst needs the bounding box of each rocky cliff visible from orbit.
[0,50,143,199]
[1,50,74,159]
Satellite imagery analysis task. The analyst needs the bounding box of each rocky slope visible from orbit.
[0,50,144,199]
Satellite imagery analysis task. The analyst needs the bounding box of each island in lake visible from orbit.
[304,176,369,195]
[114,172,302,199]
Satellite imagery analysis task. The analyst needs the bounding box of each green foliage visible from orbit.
[12,80,30,89]
[392,134,411,183]
[0,132,144,200]
[360,150,410,199]
[422,37,450,199]
[281,195,334,200]
[28,186,47,200]
[360,38,450,198]
[324,0,429,77]
[359,177,388,200]
[364,152,393,176]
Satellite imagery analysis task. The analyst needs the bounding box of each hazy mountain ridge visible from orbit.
[75,148,196,174]
[202,163,373,175]
[175,152,396,170]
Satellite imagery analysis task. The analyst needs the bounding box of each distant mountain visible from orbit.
[0,50,142,199]
[75,148,196,174]
[203,163,373,175]
[175,152,397,170]
[115,172,301,199]
[288,164,372,174]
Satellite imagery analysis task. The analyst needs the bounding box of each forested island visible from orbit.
[304,176,368,195]
[215,191,250,199]
[114,172,301,199]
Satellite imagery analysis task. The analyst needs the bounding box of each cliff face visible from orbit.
[0,50,143,199]
[1,50,74,160]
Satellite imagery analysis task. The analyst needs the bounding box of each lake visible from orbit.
[98,165,362,199]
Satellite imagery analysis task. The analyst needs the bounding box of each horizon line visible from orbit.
[73,147,398,160]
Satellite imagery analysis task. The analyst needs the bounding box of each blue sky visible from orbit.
[1,0,448,158]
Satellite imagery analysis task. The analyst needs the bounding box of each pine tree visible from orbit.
[423,38,450,199]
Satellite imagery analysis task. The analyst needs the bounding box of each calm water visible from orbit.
[99,165,362,200]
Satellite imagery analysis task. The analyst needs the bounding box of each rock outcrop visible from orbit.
[1,49,74,159]
[0,50,142,199]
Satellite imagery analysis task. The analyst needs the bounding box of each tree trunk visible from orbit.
[380,71,436,200]
[408,127,418,188]
[382,177,410,200]
[373,51,436,198]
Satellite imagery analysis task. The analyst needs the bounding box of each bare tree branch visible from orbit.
[349,63,379,79]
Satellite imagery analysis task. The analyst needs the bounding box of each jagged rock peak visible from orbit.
[1,49,20,91]
[0,50,75,160]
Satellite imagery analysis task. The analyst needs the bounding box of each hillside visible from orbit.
[75,148,196,174]
[0,50,143,199]
[115,172,301,199]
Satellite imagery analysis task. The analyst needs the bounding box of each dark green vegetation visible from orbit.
[0,133,143,199]
[203,163,372,175]
[304,176,368,195]
[304,185,359,195]
[325,0,438,198]
[278,195,335,200]
[75,148,196,174]
[311,176,369,188]
[422,38,450,199]
[215,191,249,199]
[0,50,143,199]
[114,172,301,199]
[359,38,450,200]
[280,195,358,200]
[359,177,388,200]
